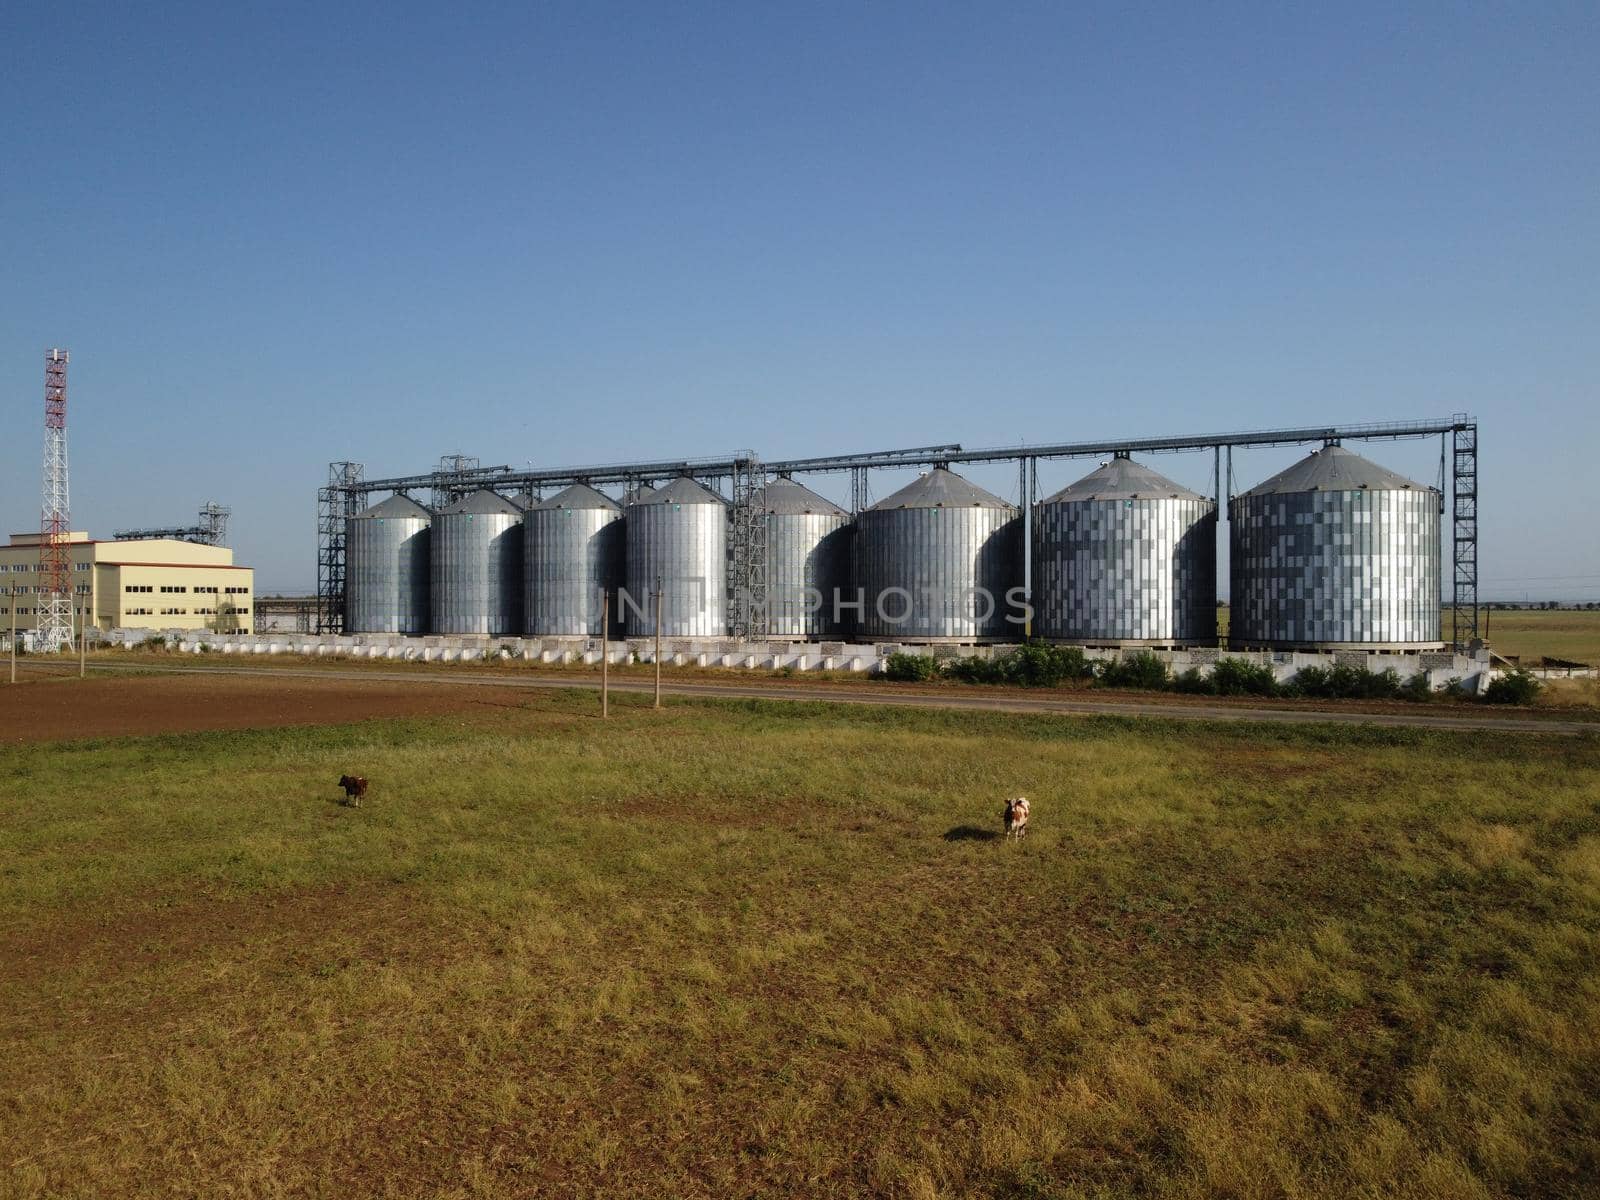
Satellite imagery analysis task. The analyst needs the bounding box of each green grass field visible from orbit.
[4,691,1599,1197]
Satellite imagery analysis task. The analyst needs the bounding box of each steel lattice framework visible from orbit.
[115,501,232,546]
[317,417,1480,648]
[729,453,767,638]
[38,349,74,653]
[315,462,364,635]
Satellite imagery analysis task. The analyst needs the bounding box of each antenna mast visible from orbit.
[39,349,75,653]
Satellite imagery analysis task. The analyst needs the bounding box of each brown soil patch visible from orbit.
[0,670,544,744]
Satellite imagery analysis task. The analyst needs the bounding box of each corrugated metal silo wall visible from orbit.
[854,508,1022,640]
[1033,498,1216,643]
[765,511,852,638]
[1229,488,1441,646]
[345,515,431,634]
[431,512,523,635]
[624,504,727,637]
[524,506,623,636]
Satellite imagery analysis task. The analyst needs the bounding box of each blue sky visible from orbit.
[3,1,1596,598]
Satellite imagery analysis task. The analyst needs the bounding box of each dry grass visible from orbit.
[1475,609,1600,665]
[2,690,1598,1197]
[1216,605,1600,665]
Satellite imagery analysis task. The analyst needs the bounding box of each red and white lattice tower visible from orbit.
[38,348,74,653]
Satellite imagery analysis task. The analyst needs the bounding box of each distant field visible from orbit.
[3,677,1598,1197]
[1474,609,1600,664]
[1217,605,1600,663]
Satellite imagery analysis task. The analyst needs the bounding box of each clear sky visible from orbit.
[3,1,1596,599]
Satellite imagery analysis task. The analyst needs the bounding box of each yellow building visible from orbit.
[0,531,254,634]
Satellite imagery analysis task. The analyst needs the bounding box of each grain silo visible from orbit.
[762,477,852,639]
[345,494,431,634]
[1034,453,1216,645]
[524,483,623,637]
[1229,443,1442,649]
[854,467,1021,642]
[625,476,727,637]
[431,489,524,635]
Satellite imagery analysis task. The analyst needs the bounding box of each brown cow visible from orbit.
[338,775,368,807]
[1003,796,1030,840]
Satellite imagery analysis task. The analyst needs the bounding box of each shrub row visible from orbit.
[883,647,1540,705]
[891,643,1095,688]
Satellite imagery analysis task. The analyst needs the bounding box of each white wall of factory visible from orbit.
[0,531,254,633]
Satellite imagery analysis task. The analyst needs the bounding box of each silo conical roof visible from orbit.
[1045,455,1208,504]
[869,466,1014,511]
[438,489,524,516]
[355,494,432,520]
[762,478,848,517]
[632,476,726,506]
[533,483,621,512]
[1241,444,1431,498]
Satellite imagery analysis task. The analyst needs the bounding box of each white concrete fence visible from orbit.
[93,627,1504,693]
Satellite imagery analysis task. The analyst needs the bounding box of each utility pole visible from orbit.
[654,575,663,709]
[78,596,87,678]
[9,587,16,683]
[600,589,609,719]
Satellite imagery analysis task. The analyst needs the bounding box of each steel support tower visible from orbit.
[729,454,767,639]
[38,349,74,653]
[1451,423,1479,647]
[316,461,364,633]
[431,454,491,510]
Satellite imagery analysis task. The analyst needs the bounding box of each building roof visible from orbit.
[1044,454,1209,504]
[8,531,91,545]
[533,483,621,512]
[630,476,726,506]
[355,494,432,520]
[763,478,848,517]
[1241,444,1434,497]
[437,489,524,517]
[869,467,1014,511]
[100,561,253,571]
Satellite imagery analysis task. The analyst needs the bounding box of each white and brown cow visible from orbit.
[1003,796,1030,840]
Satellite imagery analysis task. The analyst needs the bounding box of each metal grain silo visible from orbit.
[1034,453,1216,646]
[345,494,431,634]
[762,477,852,639]
[854,467,1021,642]
[524,483,623,636]
[1229,444,1442,649]
[431,489,524,635]
[625,476,727,637]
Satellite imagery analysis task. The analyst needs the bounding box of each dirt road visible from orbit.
[9,659,1587,739]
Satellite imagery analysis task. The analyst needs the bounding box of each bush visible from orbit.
[1484,669,1541,705]
[1210,657,1279,696]
[1289,663,1406,700]
[1400,672,1434,703]
[937,644,1094,688]
[944,655,1003,684]
[883,652,939,682]
[1096,651,1169,690]
[1172,667,1213,695]
[1000,642,1093,688]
